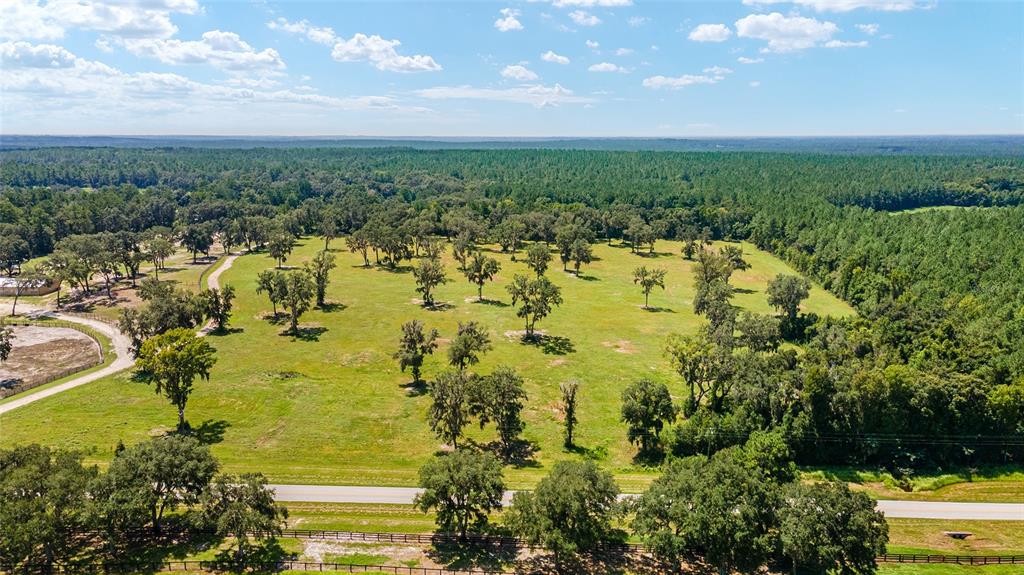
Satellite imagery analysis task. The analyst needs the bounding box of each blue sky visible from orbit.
[1,0,1021,136]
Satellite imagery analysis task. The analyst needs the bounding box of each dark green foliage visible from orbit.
[135,328,217,430]
[469,366,528,454]
[413,257,448,306]
[463,250,501,299]
[0,323,12,363]
[428,370,471,449]
[394,320,439,384]
[307,250,337,307]
[199,285,235,331]
[620,379,676,454]
[414,450,505,538]
[200,473,288,563]
[448,321,492,371]
[507,274,563,338]
[560,380,580,448]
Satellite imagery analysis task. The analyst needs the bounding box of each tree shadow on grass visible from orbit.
[634,251,674,258]
[481,439,541,468]
[280,325,328,342]
[519,333,575,355]
[207,327,245,337]
[375,264,414,274]
[631,447,667,467]
[182,419,231,445]
[475,297,510,308]
[401,380,428,397]
[576,273,601,282]
[427,538,518,572]
[423,301,455,312]
[317,301,348,313]
[733,287,756,294]
[642,306,675,313]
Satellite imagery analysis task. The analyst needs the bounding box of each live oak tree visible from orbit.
[394,320,439,384]
[181,224,213,263]
[280,269,315,334]
[267,230,295,268]
[414,449,505,538]
[201,473,289,563]
[560,379,580,448]
[633,266,667,309]
[693,246,734,316]
[144,235,175,280]
[428,370,471,449]
[199,285,235,332]
[463,251,501,300]
[136,328,217,430]
[506,460,621,568]
[102,435,218,536]
[779,481,888,575]
[737,311,781,353]
[665,332,733,416]
[495,218,526,260]
[413,257,448,307]
[451,233,474,271]
[621,379,677,454]
[469,365,527,454]
[256,269,287,317]
[506,274,563,339]
[569,238,592,275]
[767,274,811,326]
[525,242,551,277]
[346,230,371,267]
[721,244,750,271]
[448,321,492,371]
[307,249,337,307]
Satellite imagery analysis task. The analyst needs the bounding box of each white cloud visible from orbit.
[501,64,539,81]
[541,50,570,64]
[585,39,600,49]
[749,80,761,87]
[552,0,632,6]
[0,0,199,41]
[735,12,838,52]
[495,8,524,32]
[742,0,920,12]
[737,56,764,64]
[824,39,869,48]
[856,23,880,35]
[122,30,285,72]
[642,73,721,89]
[331,33,441,73]
[688,24,732,43]
[588,61,625,73]
[628,16,650,27]
[414,83,595,108]
[569,10,601,26]
[614,47,634,56]
[703,65,733,78]
[267,18,338,46]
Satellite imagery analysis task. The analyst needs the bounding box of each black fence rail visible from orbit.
[5,561,509,574]
[878,554,1024,565]
[274,528,646,553]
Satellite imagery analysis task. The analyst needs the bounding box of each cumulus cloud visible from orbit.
[614,47,634,56]
[552,0,632,6]
[414,83,595,108]
[122,31,285,72]
[588,61,626,73]
[741,0,920,12]
[495,8,524,32]
[737,56,764,64]
[856,23,880,35]
[501,64,539,81]
[642,73,721,89]
[628,16,650,27]
[703,66,733,78]
[330,33,441,72]
[735,12,838,52]
[541,50,570,64]
[749,80,761,87]
[0,0,199,41]
[569,10,601,26]
[266,17,338,46]
[824,39,869,48]
[585,39,599,49]
[688,24,732,42]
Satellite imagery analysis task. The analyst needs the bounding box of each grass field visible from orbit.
[0,237,854,488]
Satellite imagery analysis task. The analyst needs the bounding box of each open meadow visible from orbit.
[0,237,852,488]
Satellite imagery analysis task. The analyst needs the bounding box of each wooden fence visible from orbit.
[0,318,104,399]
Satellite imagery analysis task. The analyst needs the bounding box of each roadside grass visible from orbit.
[0,237,862,489]
[887,519,1024,555]
[878,566,1023,575]
[805,467,1024,503]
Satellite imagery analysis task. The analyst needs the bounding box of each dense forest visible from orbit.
[2,147,1022,471]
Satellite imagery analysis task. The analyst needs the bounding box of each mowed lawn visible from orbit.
[0,238,852,488]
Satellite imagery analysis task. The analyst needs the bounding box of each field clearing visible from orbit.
[2,237,852,488]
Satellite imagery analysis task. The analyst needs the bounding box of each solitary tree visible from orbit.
[267,231,295,268]
[201,473,289,563]
[256,269,287,317]
[721,245,750,270]
[767,274,811,324]
[144,236,175,280]
[280,269,315,334]
[633,266,667,309]
[307,250,337,307]
[780,481,889,575]
[393,320,439,384]
[136,328,217,430]
[560,379,580,448]
[347,231,371,267]
[569,239,592,275]
[0,323,13,363]
[506,460,621,567]
[621,379,677,454]
[463,251,501,301]
[448,321,492,371]
[414,450,505,538]
[470,365,528,454]
[199,285,235,332]
[506,274,563,339]
[525,243,551,277]
[413,257,448,307]
[428,370,470,449]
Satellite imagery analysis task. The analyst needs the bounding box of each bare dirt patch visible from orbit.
[0,326,101,386]
[504,329,547,340]
[548,358,567,367]
[601,339,637,354]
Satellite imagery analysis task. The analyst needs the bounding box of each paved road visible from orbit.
[0,307,134,415]
[268,484,1024,520]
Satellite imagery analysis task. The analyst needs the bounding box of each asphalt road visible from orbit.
[268,484,1024,520]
